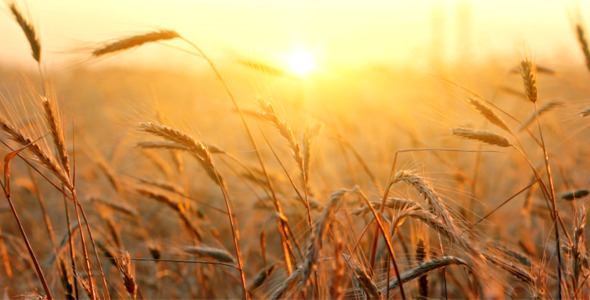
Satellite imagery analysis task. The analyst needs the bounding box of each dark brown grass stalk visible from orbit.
[92,30,180,57]
[9,3,41,63]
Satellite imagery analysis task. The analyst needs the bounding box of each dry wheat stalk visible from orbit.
[0,115,71,188]
[344,254,380,299]
[93,29,180,57]
[392,171,458,234]
[572,207,587,292]
[41,96,70,177]
[382,256,469,294]
[115,251,138,299]
[270,267,302,300]
[350,198,417,215]
[136,141,190,151]
[182,246,236,263]
[576,23,590,72]
[57,256,75,299]
[520,58,538,103]
[301,189,346,288]
[468,97,510,132]
[258,100,304,174]
[138,122,220,184]
[9,3,41,63]
[402,206,536,287]
[452,127,512,147]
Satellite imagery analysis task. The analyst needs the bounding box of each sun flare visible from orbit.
[286,49,315,76]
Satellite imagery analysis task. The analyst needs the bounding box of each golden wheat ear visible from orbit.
[452,127,512,147]
[9,2,41,63]
[92,29,180,57]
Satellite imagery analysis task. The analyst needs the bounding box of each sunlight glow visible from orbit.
[286,49,315,76]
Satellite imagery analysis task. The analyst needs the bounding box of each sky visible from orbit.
[0,0,586,71]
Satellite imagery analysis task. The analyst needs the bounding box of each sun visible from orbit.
[286,49,315,76]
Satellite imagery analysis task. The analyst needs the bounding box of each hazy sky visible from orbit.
[0,0,585,71]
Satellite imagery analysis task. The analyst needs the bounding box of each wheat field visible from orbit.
[1,2,590,299]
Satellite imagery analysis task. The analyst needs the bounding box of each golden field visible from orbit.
[1,2,590,299]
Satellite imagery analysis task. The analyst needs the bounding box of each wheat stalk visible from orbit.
[382,256,469,294]
[301,189,346,289]
[467,97,510,132]
[575,22,590,72]
[93,29,180,57]
[344,254,381,299]
[9,3,41,63]
[114,251,138,300]
[182,246,236,263]
[40,96,70,178]
[520,58,538,103]
[0,115,71,188]
[258,100,304,175]
[452,127,512,147]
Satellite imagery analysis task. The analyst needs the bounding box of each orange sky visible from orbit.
[0,0,586,71]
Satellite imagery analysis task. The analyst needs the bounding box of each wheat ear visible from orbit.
[9,3,41,63]
[93,29,180,57]
[452,127,512,147]
[467,97,510,132]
